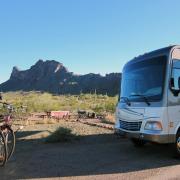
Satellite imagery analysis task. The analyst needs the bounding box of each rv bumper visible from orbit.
[114,128,175,144]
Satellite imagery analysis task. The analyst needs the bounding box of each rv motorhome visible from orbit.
[115,45,180,155]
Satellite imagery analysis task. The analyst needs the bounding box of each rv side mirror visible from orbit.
[172,90,180,97]
[178,77,180,89]
[170,78,175,88]
[118,95,120,102]
[170,78,180,96]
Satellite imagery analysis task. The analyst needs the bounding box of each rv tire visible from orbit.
[131,138,146,147]
[173,132,180,158]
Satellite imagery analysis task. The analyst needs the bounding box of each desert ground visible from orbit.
[1,120,180,180]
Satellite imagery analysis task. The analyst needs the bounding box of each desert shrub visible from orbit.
[104,103,116,113]
[92,105,105,113]
[46,127,78,143]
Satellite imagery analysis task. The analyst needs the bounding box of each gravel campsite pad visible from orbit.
[1,120,180,180]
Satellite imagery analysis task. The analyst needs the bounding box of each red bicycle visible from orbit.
[0,102,15,166]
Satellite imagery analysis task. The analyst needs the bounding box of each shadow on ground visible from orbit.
[1,131,179,179]
[15,130,44,139]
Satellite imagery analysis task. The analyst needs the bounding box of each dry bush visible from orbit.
[105,113,115,123]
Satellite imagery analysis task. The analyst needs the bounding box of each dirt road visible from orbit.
[1,121,180,180]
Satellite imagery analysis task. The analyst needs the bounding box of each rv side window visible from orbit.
[172,60,180,90]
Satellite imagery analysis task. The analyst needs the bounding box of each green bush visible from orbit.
[46,127,78,143]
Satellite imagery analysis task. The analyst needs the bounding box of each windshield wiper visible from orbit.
[130,94,151,106]
[120,97,131,106]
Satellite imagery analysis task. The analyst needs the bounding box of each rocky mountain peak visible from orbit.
[31,59,68,74]
[0,60,121,96]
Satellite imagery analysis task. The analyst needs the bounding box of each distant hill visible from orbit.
[0,60,121,96]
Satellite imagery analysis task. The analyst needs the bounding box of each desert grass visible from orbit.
[2,91,118,115]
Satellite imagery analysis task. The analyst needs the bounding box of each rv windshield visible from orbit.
[121,56,167,102]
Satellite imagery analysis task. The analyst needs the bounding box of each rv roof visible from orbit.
[125,45,180,67]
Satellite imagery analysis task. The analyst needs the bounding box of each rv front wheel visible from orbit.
[174,132,180,157]
[131,138,146,147]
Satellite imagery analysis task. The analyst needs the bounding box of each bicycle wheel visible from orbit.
[0,132,7,166]
[4,127,15,160]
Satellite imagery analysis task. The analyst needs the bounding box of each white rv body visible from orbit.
[115,45,180,146]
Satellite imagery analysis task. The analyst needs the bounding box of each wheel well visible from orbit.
[176,127,180,135]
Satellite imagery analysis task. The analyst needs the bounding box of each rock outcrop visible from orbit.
[0,60,121,96]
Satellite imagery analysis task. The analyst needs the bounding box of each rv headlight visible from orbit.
[144,121,162,131]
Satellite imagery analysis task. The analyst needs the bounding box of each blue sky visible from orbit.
[1,0,180,83]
